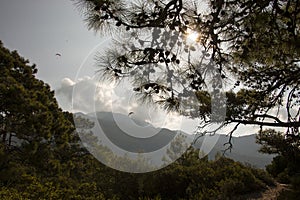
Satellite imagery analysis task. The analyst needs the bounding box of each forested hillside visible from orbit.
[0,41,276,199]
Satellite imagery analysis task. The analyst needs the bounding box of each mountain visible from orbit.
[193,134,275,168]
[76,112,178,153]
[74,112,275,168]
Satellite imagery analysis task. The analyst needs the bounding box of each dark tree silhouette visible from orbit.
[76,0,300,141]
[0,40,277,198]
[0,41,90,184]
[257,129,300,195]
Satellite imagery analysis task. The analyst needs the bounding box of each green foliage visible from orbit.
[257,130,300,182]
[0,42,274,199]
[277,175,300,200]
[257,129,300,198]
[0,42,107,199]
[129,153,274,200]
[265,155,288,178]
[249,167,275,187]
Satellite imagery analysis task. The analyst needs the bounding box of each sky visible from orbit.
[0,0,102,88]
[0,0,260,136]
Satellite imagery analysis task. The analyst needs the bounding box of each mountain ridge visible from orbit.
[74,111,275,168]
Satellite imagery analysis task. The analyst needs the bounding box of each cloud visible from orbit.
[57,76,287,136]
[56,76,111,113]
[55,76,189,131]
[58,76,290,136]
[61,77,75,87]
[56,78,74,111]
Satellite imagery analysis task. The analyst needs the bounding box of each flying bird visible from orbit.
[55,53,62,57]
[128,112,134,116]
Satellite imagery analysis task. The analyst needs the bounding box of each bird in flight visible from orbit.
[128,112,134,116]
[55,53,62,57]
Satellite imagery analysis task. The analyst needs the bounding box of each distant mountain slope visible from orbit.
[74,112,275,168]
[76,112,178,153]
[193,134,275,168]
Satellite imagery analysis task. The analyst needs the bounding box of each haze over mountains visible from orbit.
[194,134,275,168]
[75,112,275,169]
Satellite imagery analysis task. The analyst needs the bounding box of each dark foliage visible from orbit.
[75,0,300,139]
[0,42,274,199]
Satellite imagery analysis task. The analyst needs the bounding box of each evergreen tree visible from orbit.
[75,0,300,140]
[257,129,300,180]
[0,41,107,199]
[257,129,300,198]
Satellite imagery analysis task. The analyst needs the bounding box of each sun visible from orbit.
[185,29,200,43]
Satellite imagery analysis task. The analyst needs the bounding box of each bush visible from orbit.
[249,168,275,186]
[277,171,290,184]
[266,155,288,178]
[290,174,300,192]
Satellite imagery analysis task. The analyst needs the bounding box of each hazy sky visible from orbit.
[0,0,101,88]
[0,0,260,135]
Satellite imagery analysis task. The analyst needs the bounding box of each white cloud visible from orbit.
[57,76,287,136]
[61,77,75,87]
[55,76,190,132]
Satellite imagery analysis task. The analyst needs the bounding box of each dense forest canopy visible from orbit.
[75,0,300,143]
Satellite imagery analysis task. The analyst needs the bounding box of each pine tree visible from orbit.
[75,0,300,139]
